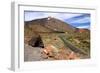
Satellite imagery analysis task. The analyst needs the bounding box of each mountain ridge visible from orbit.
[24,17,77,33]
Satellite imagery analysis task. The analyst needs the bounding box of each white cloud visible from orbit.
[70,17,90,23]
[77,25,90,29]
[25,11,83,21]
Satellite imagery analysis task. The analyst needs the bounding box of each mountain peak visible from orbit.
[25,17,76,33]
[47,16,53,20]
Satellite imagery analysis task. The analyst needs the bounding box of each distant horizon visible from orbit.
[24,11,90,29]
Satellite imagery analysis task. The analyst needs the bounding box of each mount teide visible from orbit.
[24,17,77,33]
[24,17,90,40]
[24,17,90,60]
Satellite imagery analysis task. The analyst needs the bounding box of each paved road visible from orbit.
[24,44,44,61]
[58,35,87,55]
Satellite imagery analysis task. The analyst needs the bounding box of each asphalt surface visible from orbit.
[24,44,44,61]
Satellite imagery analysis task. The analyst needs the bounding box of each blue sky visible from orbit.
[24,11,90,29]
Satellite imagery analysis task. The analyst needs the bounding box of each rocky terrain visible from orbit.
[24,17,90,61]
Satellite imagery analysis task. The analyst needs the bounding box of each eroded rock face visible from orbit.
[28,35,44,48]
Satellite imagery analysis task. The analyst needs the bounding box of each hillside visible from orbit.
[24,17,90,61]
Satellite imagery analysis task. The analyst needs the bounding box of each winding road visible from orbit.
[58,35,87,55]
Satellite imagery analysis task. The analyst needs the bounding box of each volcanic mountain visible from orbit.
[24,16,90,44]
[24,17,90,60]
[24,17,77,33]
